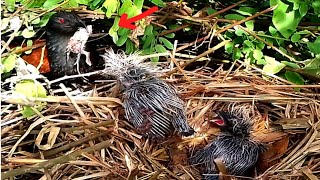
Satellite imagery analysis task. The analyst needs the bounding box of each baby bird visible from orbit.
[101,50,194,140]
[46,11,96,79]
[189,110,266,180]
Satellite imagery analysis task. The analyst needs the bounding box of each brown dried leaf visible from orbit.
[35,126,61,150]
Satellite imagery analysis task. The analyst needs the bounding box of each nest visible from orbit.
[1,58,319,179]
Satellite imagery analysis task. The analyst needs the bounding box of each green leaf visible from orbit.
[299,3,308,17]
[281,61,300,68]
[269,26,278,35]
[145,25,153,35]
[1,54,17,74]
[224,14,245,20]
[65,0,79,8]
[232,47,241,60]
[90,0,104,9]
[235,28,245,36]
[21,106,36,118]
[159,37,173,50]
[15,80,47,98]
[271,0,303,38]
[150,0,165,7]
[307,36,320,55]
[118,27,130,36]
[133,0,144,9]
[262,56,286,74]
[285,70,304,91]
[225,42,234,54]
[151,56,159,62]
[143,47,154,54]
[119,0,133,15]
[257,58,267,65]
[43,0,63,9]
[21,28,36,38]
[116,34,128,46]
[31,17,41,25]
[38,12,55,27]
[15,80,47,118]
[155,44,167,53]
[126,40,134,54]
[312,1,320,14]
[207,7,217,15]
[169,24,179,30]
[126,4,140,18]
[291,33,301,42]
[245,20,254,31]
[253,49,263,61]
[76,0,89,5]
[125,40,133,54]
[142,35,155,49]
[303,55,320,69]
[103,0,120,18]
[25,40,33,54]
[256,41,265,50]
[243,40,254,48]
[5,0,16,12]
[164,33,175,38]
[109,17,120,43]
[238,7,257,15]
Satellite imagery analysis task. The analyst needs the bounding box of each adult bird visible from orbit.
[46,11,100,80]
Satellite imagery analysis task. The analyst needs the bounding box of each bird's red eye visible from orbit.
[57,18,65,24]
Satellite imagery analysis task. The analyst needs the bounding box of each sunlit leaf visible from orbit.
[43,0,63,9]
[103,0,120,18]
[15,80,47,118]
[263,56,286,74]
[271,0,303,38]
[119,0,133,15]
[225,42,234,54]
[1,54,17,74]
[21,28,36,38]
[5,0,16,12]
[253,49,263,61]
[133,0,144,9]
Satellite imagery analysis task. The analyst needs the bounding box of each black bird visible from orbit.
[101,50,194,140]
[189,110,266,180]
[46,11,100,80]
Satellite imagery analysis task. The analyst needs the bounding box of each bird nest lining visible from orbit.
[1,60,320,180]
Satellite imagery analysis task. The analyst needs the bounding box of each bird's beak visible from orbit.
[85,25,93,34]
[210,111,227,126]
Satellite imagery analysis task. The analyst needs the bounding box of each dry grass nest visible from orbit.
[1,58,320,180]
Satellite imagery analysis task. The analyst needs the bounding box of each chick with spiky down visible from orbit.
[46,12,96,78]
[101,50,194,139]
[189,109,266,180]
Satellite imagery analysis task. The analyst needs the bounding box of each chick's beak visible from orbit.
[210,111,227,126]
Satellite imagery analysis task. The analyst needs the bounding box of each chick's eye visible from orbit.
[57,18,65,24]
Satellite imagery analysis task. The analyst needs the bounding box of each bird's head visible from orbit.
[119,67,154,88]
[211,110,252,136]
[47,12,86,34]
